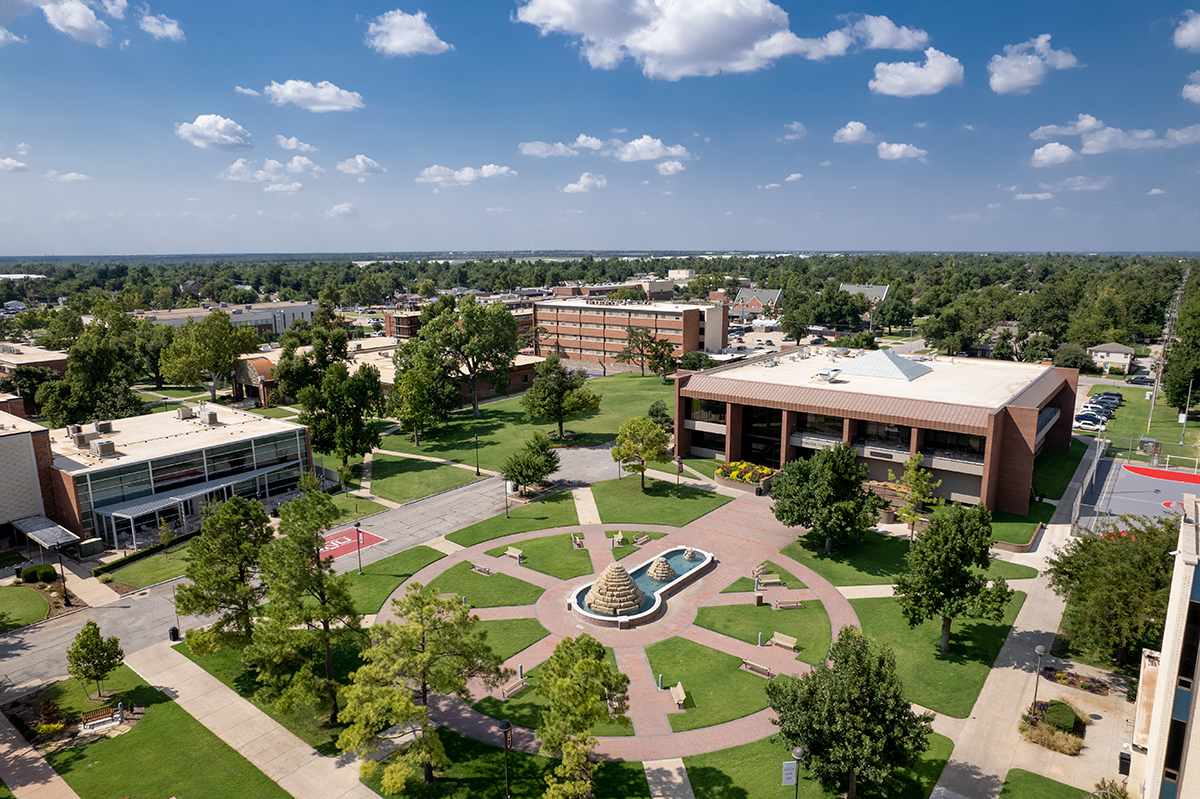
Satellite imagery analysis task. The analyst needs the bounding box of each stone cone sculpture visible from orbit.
[648,557,676,582]
[683,548,697,560]
[585,562,646,616]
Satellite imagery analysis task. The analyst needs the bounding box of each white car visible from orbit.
[1072,419,1106,432]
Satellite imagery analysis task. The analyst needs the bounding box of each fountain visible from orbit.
[573,545,715,628]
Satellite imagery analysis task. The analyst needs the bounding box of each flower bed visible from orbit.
[1041,666,1110,696]
[715,461,773,484]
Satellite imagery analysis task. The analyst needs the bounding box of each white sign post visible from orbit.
[781,760,797,786]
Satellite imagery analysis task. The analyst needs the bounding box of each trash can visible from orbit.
[12,565,20,579]
[168,626,180,642]
[755,485,763,497]
[1119,751,1131,776]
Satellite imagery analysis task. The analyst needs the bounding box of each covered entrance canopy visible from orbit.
[13,515,80,550]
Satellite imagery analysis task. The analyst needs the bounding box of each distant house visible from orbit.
[1087,342,1135,372]
[730,288,781,322]
[839,283,891,306]
[179,280,204,297]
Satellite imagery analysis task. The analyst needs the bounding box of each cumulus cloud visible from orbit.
[139,11,183,41]
[486,206,511,213]
[337,154,386,180]
[325,202,357,218]
[276,135,316,151]
[869,48,963,97]
[656,160,685,176]
[1030,113,1105,139]
[987,34,1078,94]
[820,160,831,166]
[614,135,691,161]
[366,8,452,56]
[1176,10,1200,52]
[1148,188,1166,195]
[1185,71,1200,104]
[759,183,781,189]
[877,141,928,161]
[518,133,604,158]
[515,1,926,80]
[1030,142,1080,167]
[833,121,874,143]
[0,27,25,45]
[0,157,28,171]
[18,142,30,155]
[987,202,1002,209]
[264,80,364,112]
[175,114,253,151]
[783,121,806,141]
[45,169,89,181]
[219,158,285,183]
[1015,192,1054,200]
[235,86,260,96]
[563,172,607,192]
[41,0,112,46]
[100,0,126,18]
[1031,113,1200,154]
[285,155,323,176]
[1054,175,1111,191]
[785,172,802,181]
[264,182,301,194]
[416,163,516,187]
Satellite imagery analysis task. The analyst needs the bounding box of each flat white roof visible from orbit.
[0,342,68,366]
[536,298,713,313]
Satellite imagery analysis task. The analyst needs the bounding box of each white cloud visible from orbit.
[963,124,975,131]
[819,160,831,166]
[1185,71,1200,104]
[286,156,324,176]
[785,172,802,181]
[1030,113,1105,139]
[365,9,452,56]
[0,26,24,45]
[987,34,1078,95]
[45,169,89,181]
[833,120,874,143]
[852,14,929,50]
[987,202,1002,209]
[519,141,577,158]
[1055,175,1111,191]
[41,0,112,46]
[100,0,126,18]
[913,121,928,128]
[877,141,928,161]
[337,154,386,178]
[235,86,260,96]
[1001,185,1017,191]
[783,121,806,141]
[0,157,28,171]
[139,11,183,41]
[759,183,781,189]
[325,202,357,218]
[1030,142,1080,167]
[175,114,253,151]
[264,80,364,113]
[264,182,301,194]
[656,160,685,176]
[563,172,607,192]
[869,47,963,97]
[276,135,316,152]
[574,134,603,150]
[1148,188,1166,195]
[1032,113,1200,154]
[613,135,690,162]
[1015,192,1054,200]
[486,207,511,213]
[1176,10,1200,52]
[611,127,627,134]
[219,158,284,182]
[416,163,516,187]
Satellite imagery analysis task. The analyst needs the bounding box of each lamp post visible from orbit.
[502,474,509,519]
[55,546,71,607]
[1032,644,1048,708]
[675,455,683,498]
[474,431,480,476]
[498,719,512,798]
[791,746,805,799]
[355,521,363,576]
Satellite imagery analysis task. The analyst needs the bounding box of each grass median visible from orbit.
[447,492,579,547]
[428,562,545,608]
[0,586,48,633]
[644,636,771,732]
[486,533,593,580]
[592,475,732,526]
[370,455,481,505]
[694,601,831,662]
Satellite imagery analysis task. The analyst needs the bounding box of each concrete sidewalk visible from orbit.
[0,712,81,799]
[125,642,376,799]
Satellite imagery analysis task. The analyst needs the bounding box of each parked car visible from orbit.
[1080,406,1113,419]
[1126,375,1155,385]
[1075,413,1107,425]
[955,351,970,357]
[811,337,827,345]
[1073,419,1107,432]
[1089,396,1120,408]
[1093,392,1124,403]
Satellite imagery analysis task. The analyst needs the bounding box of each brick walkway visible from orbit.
[0,712,81,799]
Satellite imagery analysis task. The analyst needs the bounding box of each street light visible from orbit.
[355,522,363,576]
[54,546,71,607]
[498,719,513,799]
[474,431,480,476]
[791,746,805,799]
[502,474,509,519]
[1032,644,1048,708]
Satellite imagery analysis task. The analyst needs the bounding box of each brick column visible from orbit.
[910,427,924,458]
[781,409,799,467]
[674,378,691,458]
[842,418,857,444]
[726,403,743,463]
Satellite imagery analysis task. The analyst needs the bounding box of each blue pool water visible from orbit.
[575,547,707,618]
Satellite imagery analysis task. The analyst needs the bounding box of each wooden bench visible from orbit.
[612,533,625,547]
[752,562,769,577]
[634,533,651,546]
[669,682,686,708]
[572,534,586,549]
[758,574,784,587]
[470,562,492,576]
[80,706,117,727]
[770,632,798,651]
[501,678,528,699]
[503,547,523,563]
[775,599,804,610]
[741,660,773,678]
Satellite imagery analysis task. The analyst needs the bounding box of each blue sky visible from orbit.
[1,1,1199,256]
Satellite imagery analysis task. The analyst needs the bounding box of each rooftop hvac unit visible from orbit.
[177,407,194,420]
[201,410,218,425]
[245,304,253,310]
[72,432,89,448]
[94,420,112,434]
[90,439,115,456]
[67,424,82,436]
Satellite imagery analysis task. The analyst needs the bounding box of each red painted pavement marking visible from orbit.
[319,529,385,560]
[1121,464,1200,485]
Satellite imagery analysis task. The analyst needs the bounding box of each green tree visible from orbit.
[893,504,1013,653]
[536,633,630,756]
[1046,514,1175,666]
[841,330,878,350]
[36,324,143,426]
[274,323,349,401]
[134,319,174,389]
[1022,333,1054,363]
[390,340,460,445]
[175,496,275,654]
[245,480,362,724]
[873,294,913,332]
[678,350,717,371]
[504,432,562,495]
[416,278,438,298]
[614,326,656,376]
[0,364,62,416]
[422,296,519,418]
[542,735,599,799]
[647,399,673,436]
[646,337,677,382]
[990,329,1016,361]
[66,620,125,700]
[766,626,932,799]
[921,305,978,354]
[160,310,261,401]
[298,362,385,469]
[611,416,671,489]
[771,443,886,554]
[37,309,84,350]
[338,586,509,787]
[520,353,603,439]
[1053,342,1093,372]
[886,453,943,541]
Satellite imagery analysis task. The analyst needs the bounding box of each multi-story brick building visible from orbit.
[132,300,317,337]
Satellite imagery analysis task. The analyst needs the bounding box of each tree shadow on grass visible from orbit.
[936,616,1022,669]
[683,765,749,799]
[789,531,910,582]
[369,729,556,798]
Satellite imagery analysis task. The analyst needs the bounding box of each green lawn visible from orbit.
[33,664,147,718]
[1032,437,1088,500]
[380,372,674,472]
[370,455,481,505]
[175,640,360,755]
[473,647,633,738]
[694,602,831,662]
[720,560,806,593]
[991,501,1055,546]
[999,768,1087,799]
[685,732,953,799]
[986,558,1039,581]
[446,492,579,547]
[592,475,733,526]
[142,399,187,414]
[644,637,771,732]
[149,385,207,398]
[344,545,445,614]
[428,561,546,608]
[329,491,389,523]
[246,406,299,418]
[110,540,195,588]
[0,549,28,569]
[0,586,48,634]
[476,618,552,661]
[44,686,291,799]
[610,529,670,561]
[363,728,650,798]
[782,531,910,586]
[486,533,593,580]
[852,592,1027,718]
[684,457,724,479]
[1079,385,1199,459]
[0,778,12,799]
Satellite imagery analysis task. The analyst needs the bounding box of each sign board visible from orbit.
[678,461,685,474]
[1181,413,1188,424]
[504,727,513,752]
[782,761,797,786]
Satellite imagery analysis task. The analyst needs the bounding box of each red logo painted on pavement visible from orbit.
[320,529,385,560]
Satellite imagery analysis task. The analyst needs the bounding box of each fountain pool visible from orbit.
[572,545,715,628]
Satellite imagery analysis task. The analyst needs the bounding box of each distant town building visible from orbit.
[132,300,317,337]
[1088,342,1136,373]
[839,283,891,305]
[730,288,781,322]
[553,279,676,302]
[0,342,69,380]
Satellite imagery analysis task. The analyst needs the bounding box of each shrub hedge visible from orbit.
[1044,700,1076,732]
[21,564,59,583]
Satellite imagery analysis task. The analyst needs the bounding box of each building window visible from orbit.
[923,429,985,459]
[800,413,843,438]
[692,429,726,452]
[522,375,529,383]
[857,421,911,449]
[1164,718,1187,781]
[744,406,782,439]
[1180,601,1200,689]
[687,398,727,425]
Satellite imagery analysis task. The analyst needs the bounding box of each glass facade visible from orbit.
[857,421,912,450]
[687,398,727,425]
[923,429,986,460]
[691,429,726,453]
[799,413,844,438]
[742,406,782,467]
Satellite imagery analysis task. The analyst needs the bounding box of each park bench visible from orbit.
[758,574,784,587]
[471,562,492,576]
[633,533,651,546]
[504,547,523,563]
[612,533,625,547]
[501,678,528,699]
[770,632,798,651]
[80,706,118,728]
[572,534,586,549]
[669,682,686,708]
[775,599,804,610]
[741,660,773,678]
[752,562,769,577]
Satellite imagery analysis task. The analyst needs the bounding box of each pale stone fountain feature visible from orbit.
[683,548,697,560]
[584,563,646,616]
[647,557,676,582]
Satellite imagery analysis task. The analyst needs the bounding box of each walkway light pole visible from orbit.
[499,719,512,798]
[355,521,363,576]
[55,545,71,607]
[502,474,509,519]
[791,747,805,799]
[474,432,480,476]
[1032,644,1048,708]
